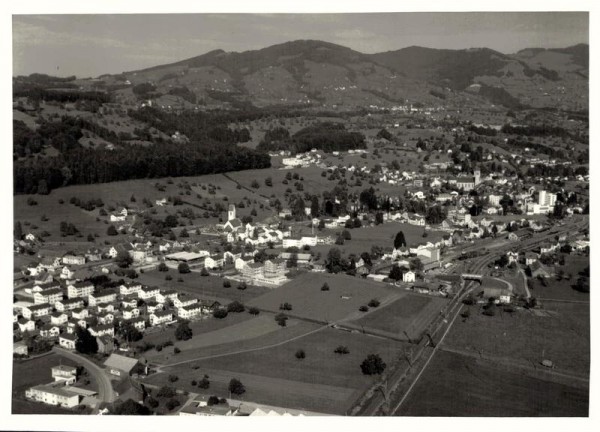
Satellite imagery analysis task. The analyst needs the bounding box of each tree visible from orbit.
[360,354,387,375]
[200,267,209,276]
[198,377,210,389]
[113,399,152,415]
[409,257,424,272]
[310,196,320,217]
[265,176,273,187]
[388,265,403,281]
[179,228,189,238]
[248,307,260,315]
[321,283,330,291]
[213,308,228,319]
[228,378,246,396]
[75,328,98,355]
[295,349,306,359]
[394,231,407,249]
[279,302,293,311]
[275,313,288,327]
[375,212,384,225]
[368,299,380,308]
[425,206,447,225]
[178,263,191,274]
[166,398,181,411]
[175,321,193,341]
[251,179,260,189]
[359,187,378,210]
[119,320,143,342]
[158,262,169,272]
[106,225,118,236]
[115,250,133,268]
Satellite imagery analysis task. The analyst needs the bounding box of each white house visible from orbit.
[25,385,80,408]
[403,270,416,283]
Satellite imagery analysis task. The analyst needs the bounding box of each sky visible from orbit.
[12,12,589,78]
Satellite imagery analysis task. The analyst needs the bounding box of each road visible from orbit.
[53,347,117,410]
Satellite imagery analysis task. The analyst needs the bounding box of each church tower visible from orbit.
[228,204,236,221]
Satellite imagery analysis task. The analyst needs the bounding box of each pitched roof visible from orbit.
[103,353,138,373]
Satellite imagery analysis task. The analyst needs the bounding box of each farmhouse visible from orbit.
[103,353,139,377]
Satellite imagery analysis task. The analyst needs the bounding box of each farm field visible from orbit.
[442,302,590,376]
[247,272,401,323]
[150,327,408,414]
[353,294,449,340]
[396,350,588,416]
[136,271,270,304]
[143,314,283,363]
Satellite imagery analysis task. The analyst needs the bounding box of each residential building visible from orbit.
[25,385,80,408]
[59,333,78,350]
[67,282,95,299]
[149,310,173,326]
[88,290,117,307]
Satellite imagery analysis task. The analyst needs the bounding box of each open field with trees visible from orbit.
[396,349,588,416]
[148,327,408,414]
[247,272,400,323]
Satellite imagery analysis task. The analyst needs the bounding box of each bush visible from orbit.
[295,349,306,359]
[275,313,288,327]
[178,263,190,274]
[279,302,293,311]
[223,280,231,288]
[237,282,247,290]
[173,347,181,354]
[168,374,179,383]
[359,305,369,312]
[368,299,380,308]
[227,301,245,313]
[248,307,260,315]
[321,283,330,291]
[334,345,350,354]
[147,397,159,408]
[200,267,209,276]
[213,308,228,319]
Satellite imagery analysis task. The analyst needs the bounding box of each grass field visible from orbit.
[136,271,270,304]
[529,255,590,302]
[443,302,589,376]
[397,350,588,416]
[247,272,400,323]
[354,294,448,340]
[149,327,408,414]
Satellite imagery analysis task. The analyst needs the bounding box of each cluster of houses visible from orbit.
[13,276,222,358]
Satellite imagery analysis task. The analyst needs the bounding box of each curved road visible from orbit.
[53,347,117,410]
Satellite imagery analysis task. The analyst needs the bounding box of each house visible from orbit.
[97,303,115,314]
[119,282,142,296]
[122,306,140,320]
[524,252,538,265]
[71,308,89,320]
[85,249,103,262]
[39,324,61,338]
[204,255,223,270]
[508,230,532,242]
[282,236,318,248]
[139,286,160,300]
[149,310,173,326]
[173,295,198,309]
[241,262,263,279]
[62,254,86,266]
[22,303,52,320]
[50,312,68,326]
[403,270,416,283]
[145,301,162,314]
[121,295,138,309]
[96,335,115,355]
[34,288,63,305]
[506,251,519,264]
[539,242,559,255]
[156,289,178,304]
[104,353,139,377]
[55,298,84,312]
[107,243,133,259]
[51,365,77,384]
[59,333,78,350]
[128,317,146,332]
[18,318,35,333]
[178,303,204,320]
[67,281,95,299]
[88,290,117,307]
[25,385,80,408]
[88,324,114,338]
[97,312,115,326]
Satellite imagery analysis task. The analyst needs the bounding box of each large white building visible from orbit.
[25,385,80,408]
[538,190,557,207]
